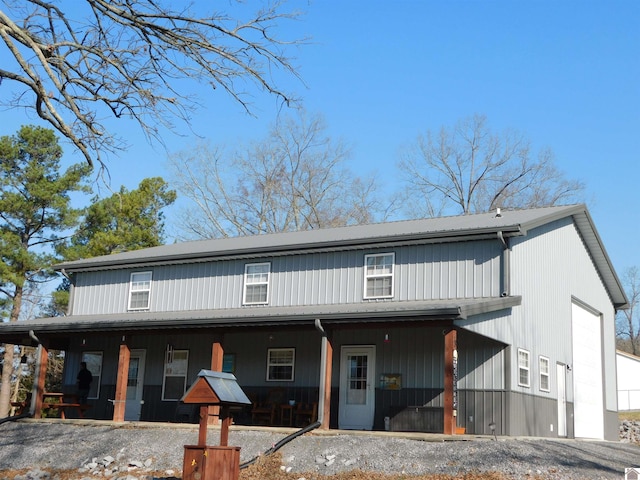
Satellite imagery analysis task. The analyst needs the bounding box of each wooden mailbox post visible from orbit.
[181,370,251,480]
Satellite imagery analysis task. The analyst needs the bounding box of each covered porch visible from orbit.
[0,296,518,433]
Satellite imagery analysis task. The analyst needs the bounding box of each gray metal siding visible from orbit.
[458,217,618,438]
[70,240,502,316]
[223,330,321,387]
[507,391,559,437]
[457,331,505,391]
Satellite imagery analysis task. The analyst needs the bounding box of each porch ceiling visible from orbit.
[0,296,521,345]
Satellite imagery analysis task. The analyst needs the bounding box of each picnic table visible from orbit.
[42,392,91,419]
[10,393,31,415]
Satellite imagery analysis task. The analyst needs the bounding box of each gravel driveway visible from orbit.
[1,419,639,479]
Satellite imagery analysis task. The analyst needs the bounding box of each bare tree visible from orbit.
[617,266,640,356]
[169,112,390,238]
[0,0,303,169]
[398,114,585,217]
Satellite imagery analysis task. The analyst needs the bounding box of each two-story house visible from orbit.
[0,204,627,440]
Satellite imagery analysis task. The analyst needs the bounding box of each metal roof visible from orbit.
[181,370,251,406]
[51,204,628,309]
[0,297,522,343]
[55,205,582,271]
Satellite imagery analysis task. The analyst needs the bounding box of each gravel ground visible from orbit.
[1,419,639,479]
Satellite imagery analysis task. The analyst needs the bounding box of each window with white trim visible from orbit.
[539,356,550,392]
[266,348,295,381]
[81,351,103,399]
[162,349,189,400]
[518,349,530,387]
[128,271,152,310]
[243,263,270,304]
[364,253,395,299]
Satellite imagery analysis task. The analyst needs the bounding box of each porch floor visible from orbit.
[18,417,483,442]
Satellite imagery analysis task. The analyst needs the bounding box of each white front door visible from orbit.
[125,349,146,421]
[556,363,567,437]
[338,345,376,430]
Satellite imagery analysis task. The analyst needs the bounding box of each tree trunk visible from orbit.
[8,347,25,416]
[0,286,23,417]
[0,344,15,418]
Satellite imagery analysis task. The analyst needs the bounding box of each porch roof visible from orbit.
[0,296,520,344]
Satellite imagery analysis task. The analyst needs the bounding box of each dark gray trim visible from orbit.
[0,297,521,339]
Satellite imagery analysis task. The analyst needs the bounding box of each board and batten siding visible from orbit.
[458,216,618,439]
[459,218,614,396]
[70,240,502,316]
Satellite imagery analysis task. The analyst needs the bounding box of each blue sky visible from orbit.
[1,1,639,278]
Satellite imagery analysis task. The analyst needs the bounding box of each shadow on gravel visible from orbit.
[518,440,636,477]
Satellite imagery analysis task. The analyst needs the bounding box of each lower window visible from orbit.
[266,348,295,381]
[81,351,103,400]
[518,348,530,387]
[162,349,189,400]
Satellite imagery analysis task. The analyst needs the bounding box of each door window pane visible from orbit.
[347,355,368,405]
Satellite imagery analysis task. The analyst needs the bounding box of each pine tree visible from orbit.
[0,125,90,417]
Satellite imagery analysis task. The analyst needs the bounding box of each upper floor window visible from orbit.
[518,348,530,387]
[128,272,152,310]
[364,253,395,299]
[539,356,550,392]
[244,262,270,305]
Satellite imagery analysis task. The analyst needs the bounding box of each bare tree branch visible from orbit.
[169,112,391,239]
[617,266,640,356]
[398,114,586,216]
[0,0,304,169]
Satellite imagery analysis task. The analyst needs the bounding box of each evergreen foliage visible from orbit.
[0,125,91,417]
[57,177,176,260]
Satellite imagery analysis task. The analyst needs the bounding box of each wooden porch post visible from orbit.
[443,327,458,435]
[32,344,49,419]
[208,338,224,425]
[113,340,130,422]
[315,319,333,430]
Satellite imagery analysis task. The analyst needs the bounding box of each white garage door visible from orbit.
[571,302,604,439]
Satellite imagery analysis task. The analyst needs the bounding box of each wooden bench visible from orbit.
[42,402,91,419]
[42,392,90,419]
[11,400,29,415]
[11,393,32,415]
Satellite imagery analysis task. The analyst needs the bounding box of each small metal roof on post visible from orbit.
[181,370,251,480]
[182,369,251,407]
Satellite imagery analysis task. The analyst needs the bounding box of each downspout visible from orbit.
[314,318,327,425]
[497,231,510,297]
